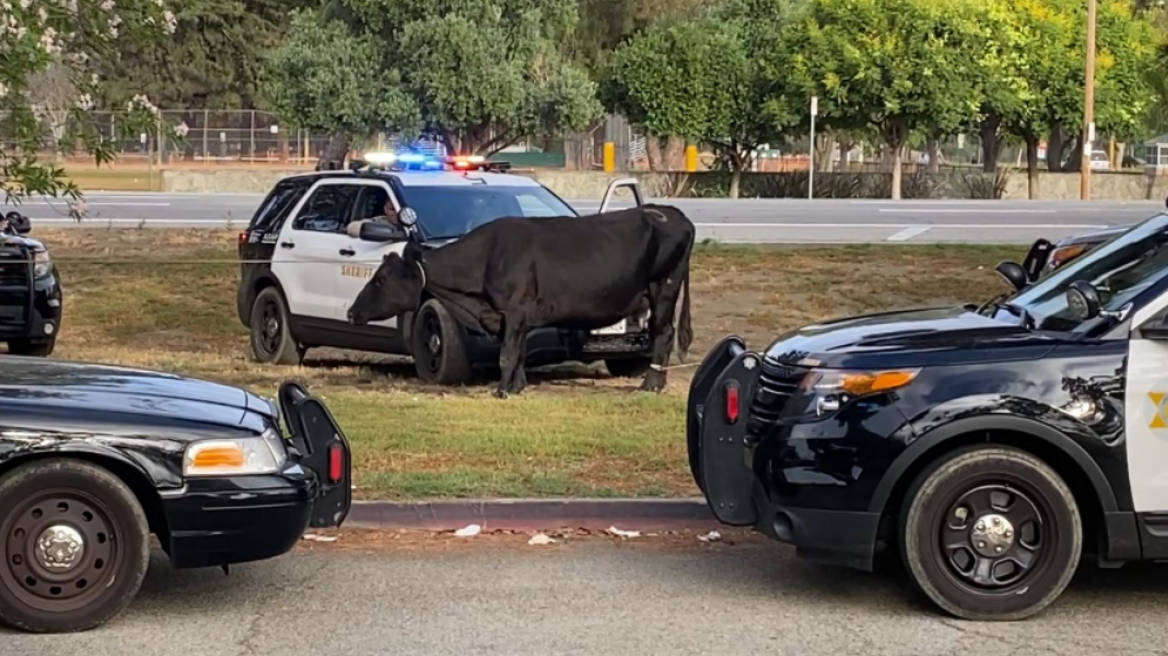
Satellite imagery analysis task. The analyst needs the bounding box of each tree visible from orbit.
[264,0,602,160]
[263,11,420,165]
[91,0,315,110]
[1,0,176,204]
[572,0,719,77]
[602,5,799,197]
[786,0,987,198]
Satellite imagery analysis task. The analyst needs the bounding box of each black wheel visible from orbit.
[0,459,150,633]
[605,358,653,378]
[411,299,472,385]
[249,287,305,365]
[899,446,1081,621]
[6,338,55,357]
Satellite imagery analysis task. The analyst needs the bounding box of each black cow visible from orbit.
[348,205,695,398]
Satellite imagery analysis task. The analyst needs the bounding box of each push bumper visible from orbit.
[163,382,353,569]
[0,255,61,342]
[687,337,881,571]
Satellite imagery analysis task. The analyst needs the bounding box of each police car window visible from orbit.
[1008,214,1168,331]
[353,187,391,223]
[398,186,574,240]
[250,181,307,231]
[294,185,360,233]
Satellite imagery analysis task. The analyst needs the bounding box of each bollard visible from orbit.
[685,145,698,173]
[603,142,616,173]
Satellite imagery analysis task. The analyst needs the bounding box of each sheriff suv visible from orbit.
[690,208,1168,621]
[236,155,650,383]
[0,211,62,356]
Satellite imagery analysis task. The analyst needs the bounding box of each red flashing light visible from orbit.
[725,382,740,424]
[328,442,344,484]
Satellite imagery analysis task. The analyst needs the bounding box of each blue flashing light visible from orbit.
[397,153,426,164]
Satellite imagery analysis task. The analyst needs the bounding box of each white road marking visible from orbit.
[692,222,1109,229]
[879,208,1058,214]
[886,226,933,242]
[32,218,230,225]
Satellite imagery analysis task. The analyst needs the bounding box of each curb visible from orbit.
[346,498,719,532]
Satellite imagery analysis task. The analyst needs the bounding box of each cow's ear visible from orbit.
[383,252,402,263]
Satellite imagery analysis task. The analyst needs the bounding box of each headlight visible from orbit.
[183,431,287,477]
[802,368,920,416]
[33,250,51,279]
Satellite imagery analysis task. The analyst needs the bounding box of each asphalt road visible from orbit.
[12,192,1165,244]
[6,539,1168,655]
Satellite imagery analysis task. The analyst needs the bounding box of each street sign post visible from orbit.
[809,96,818,200]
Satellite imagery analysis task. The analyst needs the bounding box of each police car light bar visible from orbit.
[362,152,398,165]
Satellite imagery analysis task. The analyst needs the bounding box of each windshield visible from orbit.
[398,185,576,240]
[1001,213,1168,331]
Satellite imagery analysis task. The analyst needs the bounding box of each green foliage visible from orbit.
[602,2,800,195]
[786,0,986,153]
[264,0,601,155]
[92,0,314,110]
[1,0,177,205]
[264,12,420,144]
[572,0,718,76]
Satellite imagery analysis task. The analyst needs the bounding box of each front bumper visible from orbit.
[0,259,62,343]
[464,326,651,366]
[688,337,883,571]
[162,382,353,569]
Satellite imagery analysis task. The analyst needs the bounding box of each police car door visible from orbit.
[336,181,408,329]
[1126,287,1168,517]
[271,180,361,321]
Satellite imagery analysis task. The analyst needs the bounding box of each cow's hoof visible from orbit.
[640,371,667,393]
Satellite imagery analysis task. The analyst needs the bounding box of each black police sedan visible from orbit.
[1,212,62,356]
[690,209,1168,621]
[0,356,351,633]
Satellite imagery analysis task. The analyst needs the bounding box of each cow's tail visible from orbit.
[677,236,694,364]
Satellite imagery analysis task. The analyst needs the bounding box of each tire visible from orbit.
[6,338,55,357]
[0,459,151,633]
[411,299,472,385]
[605,358,653,378]
[249,287,305,365]
[899,446,1081,621]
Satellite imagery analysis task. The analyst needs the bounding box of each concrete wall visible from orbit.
[163,167,1168,202]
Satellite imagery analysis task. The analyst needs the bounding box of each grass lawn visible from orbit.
[13,229,1024,498]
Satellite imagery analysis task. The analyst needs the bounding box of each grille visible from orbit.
[0,245,30,289]
[747,359,809,436]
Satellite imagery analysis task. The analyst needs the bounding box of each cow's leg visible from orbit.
[496,314,529,399]
[641,272,685,393]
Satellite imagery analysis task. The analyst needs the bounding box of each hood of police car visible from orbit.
[0,233,46,251]
[763,305,1058,369]
[0,356,277,430]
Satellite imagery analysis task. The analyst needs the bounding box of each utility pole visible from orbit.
[808,95,818,199]
[1080,0,1097,200]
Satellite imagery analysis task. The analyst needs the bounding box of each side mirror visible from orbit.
[399,207,418,228]
[1022,239,1052,281]
[348,219,407,243]
[1067,281,1103,320]
[995,261,1029,292]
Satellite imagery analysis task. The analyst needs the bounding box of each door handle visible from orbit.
[339,248,356,257]
[280,241,295,249]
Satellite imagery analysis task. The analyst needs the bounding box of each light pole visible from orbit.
[1080,0,1097,200]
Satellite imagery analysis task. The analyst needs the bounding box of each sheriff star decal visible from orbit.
[1148,392,1168,429]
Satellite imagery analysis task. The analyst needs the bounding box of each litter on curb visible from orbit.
[698,531,723,543]
[528,533,556,546]
[606,526,641,539]
[454,524,483,537]
[302,533,338,543]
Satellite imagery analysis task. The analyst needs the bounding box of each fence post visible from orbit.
[202,109,209,166]
[685,145,698,172]
[603,142,616,173]
[249,110,256,163]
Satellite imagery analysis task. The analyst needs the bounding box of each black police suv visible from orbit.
[690,209,1168,621]
[0,211,62,356]
[0,357,352,633]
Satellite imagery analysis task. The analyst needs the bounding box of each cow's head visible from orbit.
[348,251,425,326]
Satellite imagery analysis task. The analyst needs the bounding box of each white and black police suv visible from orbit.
[690,208,1168,621]
[236,153,649,383]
